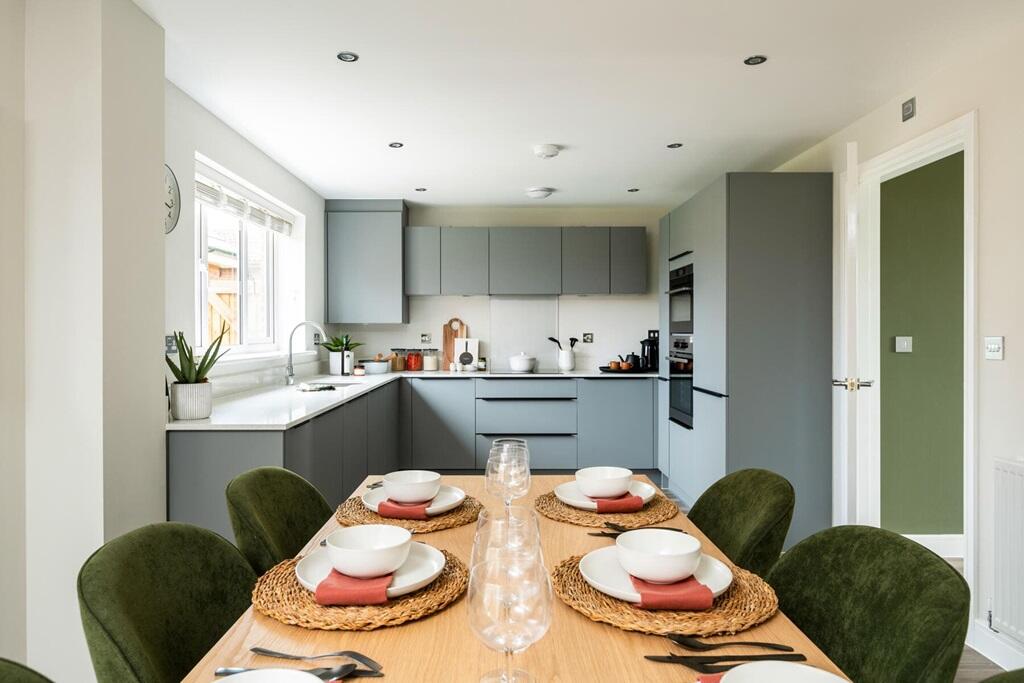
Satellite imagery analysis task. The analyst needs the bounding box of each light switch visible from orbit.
[985,336,1005,360]
[895,336,913,353]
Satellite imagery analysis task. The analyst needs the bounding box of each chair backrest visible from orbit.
[766,525,970,683]
[0,658,53,683]
[983,671,1024,682]
[226,466,333,575]
[77,522,256,683]
[686,468,795,576]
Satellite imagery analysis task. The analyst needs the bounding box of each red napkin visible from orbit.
[629,575,714,610]
[591,493,644,513]
[315,570,393,606]
[378,499,431,520]
[698,675,724,683]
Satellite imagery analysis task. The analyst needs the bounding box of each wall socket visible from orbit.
[582,333,594,343]
[421,333,432,343]
[164,335,178,354]
[313,332,322,344]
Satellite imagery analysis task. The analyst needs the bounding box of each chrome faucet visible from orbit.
[287,321,328,385]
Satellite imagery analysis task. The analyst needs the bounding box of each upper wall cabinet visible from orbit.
[489,227,562,294]
[562,227,610,294]
[610,226,647,294]
[404,226,440,295]
[326,200,408,323]
[441,227,489,295]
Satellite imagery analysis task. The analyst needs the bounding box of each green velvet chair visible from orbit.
[0,658,53,683]
[983,672,1024,682]
[766,525,970,683]
[686,468,795,576]
[77,522,256,683]
[226,466,333,575]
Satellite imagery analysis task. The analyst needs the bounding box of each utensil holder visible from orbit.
[558,349,575,372]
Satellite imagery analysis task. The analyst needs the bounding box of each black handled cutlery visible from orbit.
[667,633,795,652]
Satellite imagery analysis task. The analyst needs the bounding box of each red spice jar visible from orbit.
[405,350,423,371]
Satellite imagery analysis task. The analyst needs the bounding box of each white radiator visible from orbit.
[993,459,1024,644]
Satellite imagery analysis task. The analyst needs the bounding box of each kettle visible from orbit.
[640,330,659,371]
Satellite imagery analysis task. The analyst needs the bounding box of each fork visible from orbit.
[667,633,794,652]
[215,663,359,680]
[250,646,383,671]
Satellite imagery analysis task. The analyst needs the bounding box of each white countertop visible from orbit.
[166,370,657,432]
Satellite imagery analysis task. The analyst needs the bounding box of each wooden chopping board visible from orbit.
[442,318,468,367]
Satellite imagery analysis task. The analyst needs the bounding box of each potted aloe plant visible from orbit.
[321,333,362,376]
[165,322,230,420]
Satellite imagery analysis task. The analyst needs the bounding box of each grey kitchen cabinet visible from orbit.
[667,420,696,505]
[404,226,440,295]
[475,435,577,469]
[668,205,693,259]
[561,227,610,294]
[609,226,647,294]
[576,379,655,469]
[690,390,727,504]
[367,379,400,475]
[341,396,368,497]
[410,378,476,468]
[657,213,671,475]
[284,409,344,507]
[441,227,489,295]
[325,200,408,323]
[475,378,576,399]
[488,227,562,294]
[476,399,577,435]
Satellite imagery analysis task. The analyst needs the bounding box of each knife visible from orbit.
[645,653,807,665]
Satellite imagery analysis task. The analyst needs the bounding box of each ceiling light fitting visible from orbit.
[388,142,404,148]
[744,55,768,66]
[336,51,359,63]
[525,187,555,199]
[533,144,561,159]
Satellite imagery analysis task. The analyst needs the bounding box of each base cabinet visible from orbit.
[341,396,369,498]
[410,379,476,468]
[367,380,400,474]
[668,420,695,505]
[576,379,655,469]
[284,409,344,507]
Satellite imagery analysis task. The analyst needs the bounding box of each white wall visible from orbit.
[0,0,27,664]
[24,0,165,677]
[334,206,665,371]
[776,25,1024,660]
[164,81,325,383]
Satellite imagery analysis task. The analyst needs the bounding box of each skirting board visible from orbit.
[903,534,965,558]
[969,618,1024,672]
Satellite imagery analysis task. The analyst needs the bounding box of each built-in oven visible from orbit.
[668,263,693,335]
[668,335,693,429]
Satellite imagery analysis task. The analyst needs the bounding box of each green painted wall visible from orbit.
[880,151,963,534]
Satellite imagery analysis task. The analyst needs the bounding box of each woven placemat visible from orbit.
[335,495,483,533]
[551,555,778,636]
[534,491,679,528]
[252,549,468,631]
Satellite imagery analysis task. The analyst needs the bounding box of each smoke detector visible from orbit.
[525,187,555,199]
[533,144,560,159]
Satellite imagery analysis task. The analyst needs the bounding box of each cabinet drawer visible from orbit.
[475,379,577,399]
[475,435,578,469]
[476,399,577,435]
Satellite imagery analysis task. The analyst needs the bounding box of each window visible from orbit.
[195,166,293,351]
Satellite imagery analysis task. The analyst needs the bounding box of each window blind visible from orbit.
[194,166,294,236]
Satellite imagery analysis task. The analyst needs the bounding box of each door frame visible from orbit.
[833,111,978,571]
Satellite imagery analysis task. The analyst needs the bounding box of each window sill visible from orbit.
[206,349,319,377]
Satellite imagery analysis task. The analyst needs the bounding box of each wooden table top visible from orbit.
[184,475,846,682]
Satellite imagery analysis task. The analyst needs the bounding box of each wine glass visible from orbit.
[485,443,531,513]
[468,556,552,683]
[471,506,543,569]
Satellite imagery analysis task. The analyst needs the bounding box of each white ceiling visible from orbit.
[137,0,1024,207]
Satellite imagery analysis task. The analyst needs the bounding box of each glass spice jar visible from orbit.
[406,349,423,371]
[422,348,439,372]
[391,348,406,371]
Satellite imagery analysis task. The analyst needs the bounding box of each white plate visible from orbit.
[578,546,733,602]
[295,542,446,598]
[361,484,466,516]
[553,480,657,511]
[723,661,847,683]
[218,671,321,682]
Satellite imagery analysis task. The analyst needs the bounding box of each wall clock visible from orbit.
[164,163,181,234]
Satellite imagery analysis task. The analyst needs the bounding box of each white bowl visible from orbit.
[360,360,390,375]
[575,466,633,498]
[508,353,536,372]
[325,525,412,578]
[383,470,442,503]
[615,528,702,584]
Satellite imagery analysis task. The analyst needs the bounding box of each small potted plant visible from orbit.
[321,334,362,375]
[165,322,229,420]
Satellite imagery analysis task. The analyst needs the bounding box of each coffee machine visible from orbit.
[640,329,659,372]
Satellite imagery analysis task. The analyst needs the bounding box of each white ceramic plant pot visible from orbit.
[329,351,344,375]
[170,382,213,420]
[558,349,575,372]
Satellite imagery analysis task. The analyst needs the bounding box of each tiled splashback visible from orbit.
[489,297,558,371]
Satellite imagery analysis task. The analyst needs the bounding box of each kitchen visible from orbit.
[5,1,1024,682]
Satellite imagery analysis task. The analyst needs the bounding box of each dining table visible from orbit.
[184,474,847,682]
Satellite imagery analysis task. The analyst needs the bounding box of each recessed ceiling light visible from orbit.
[336,51,359,63]
[533,144,561,159]
[388,142,404,149]
[627,188,640,193]
[415,187,427,192]
[525,187,555,199]
[666,143,683,149]
[744,55,768,66]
